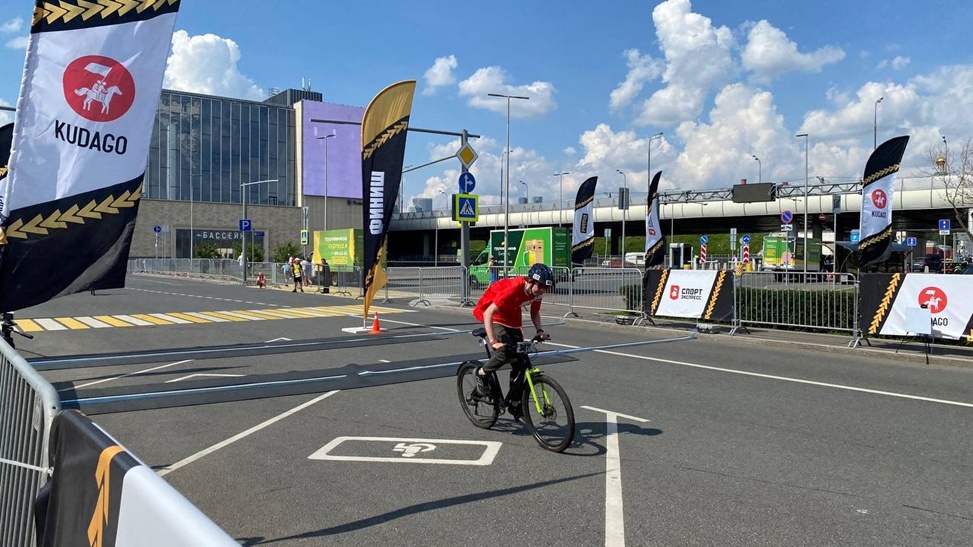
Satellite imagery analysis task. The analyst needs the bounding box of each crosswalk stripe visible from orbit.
[183,312,229,322]
[16,319,44,332]
[131,314,174,325]
[163,312,211,324]
[195,311,248,322]
[256,309,309,319]
[239,310,287,320]
[94,315,135,327]
[215,310,265,321]
[293,307,343,317]
[54,317,90,330]
[75,316,112,329]
[35,318,68,331]
[114,315,154,326]
[149,313,192,324]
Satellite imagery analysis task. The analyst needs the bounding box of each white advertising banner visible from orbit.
[654,270,719,318]
[875,274,973,340]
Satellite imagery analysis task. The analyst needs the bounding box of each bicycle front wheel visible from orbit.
[522,374,575,452]
[457,361,498,429]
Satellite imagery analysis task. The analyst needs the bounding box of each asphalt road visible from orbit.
[15,274,973,546]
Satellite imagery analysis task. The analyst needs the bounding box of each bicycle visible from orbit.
[1,312,34,349]
[456,327,575,452]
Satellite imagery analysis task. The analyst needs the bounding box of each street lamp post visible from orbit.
[488,92,530,277]
[316,134,336,231]
[647,132,662,203]
[752,154,761,183]
[616,169,627,259]
[240,179,277,285]
[520,180,528,203]
[553,171,570,226]
[796,133,809,274]
[873,97,883,151]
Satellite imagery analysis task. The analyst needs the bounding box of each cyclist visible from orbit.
[471,263,554,412]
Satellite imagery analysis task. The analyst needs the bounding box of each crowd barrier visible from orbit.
[0,339,60,547]
[129,260,865,335]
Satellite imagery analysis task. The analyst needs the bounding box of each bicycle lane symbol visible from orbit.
[308,436,501,465]
[581,406,651,547]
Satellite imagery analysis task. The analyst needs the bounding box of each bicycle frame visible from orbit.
[479,335,550,414]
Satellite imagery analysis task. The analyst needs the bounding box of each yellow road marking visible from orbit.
[54,317,91,330]
[93,315,134,327]
[163,312,211,324]
[131,313,174,325]
[15,318,44,332]
[196,311,248,322]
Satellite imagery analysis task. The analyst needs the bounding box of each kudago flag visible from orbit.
[0,1,180,311]
[644,171,665,267]
[858,136,909,268]
[571,176,597,264]
[361,80,415,320]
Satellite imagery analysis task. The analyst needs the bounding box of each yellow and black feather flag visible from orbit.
[644,171,665,267]
[360,81,415,320]
[571,176,597,264]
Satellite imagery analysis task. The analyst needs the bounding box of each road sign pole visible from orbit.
[460,130,472,305]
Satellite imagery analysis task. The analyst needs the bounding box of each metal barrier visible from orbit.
[734,271,859,333]
[385,267,465,306]
[0,339,60,547]
[545,266,645,320]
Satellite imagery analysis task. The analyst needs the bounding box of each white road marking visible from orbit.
[75,316,111,328]
[183,311,229,322]
[72,360,194,390]
[149,313,192,324]
[549,343,973,409]
[581,406,650,547]
[114,314,153,326]
[34,318,67,331]
[157,390,340,477]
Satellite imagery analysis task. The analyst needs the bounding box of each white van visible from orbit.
[624,252,645,267]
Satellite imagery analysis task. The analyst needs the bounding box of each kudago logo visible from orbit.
[62,55,135,122]
[919,286,947,314]
[870,188,888,218]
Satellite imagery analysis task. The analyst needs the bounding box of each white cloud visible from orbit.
[741,20,845,82]
[609,49,663,112]
[891,56,911,70]
[422,55,457,96]
[636,0,737,126]
[4,36,27,50]
[457,66,556,118]
[1,18,22,33]
[163,30,264,100]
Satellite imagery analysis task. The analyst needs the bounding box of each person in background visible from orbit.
[301,256,312,286]
[256,272,267,288]
[291,258,304,293]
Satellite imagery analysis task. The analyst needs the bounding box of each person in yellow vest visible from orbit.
[291,259,304,293]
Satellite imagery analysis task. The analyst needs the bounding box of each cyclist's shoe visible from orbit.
[473,368,492,397]
[508,404,524,422]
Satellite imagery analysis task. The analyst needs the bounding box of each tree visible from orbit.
[925,136,973,237]
[230,240,265,263]
[273,241,302,263]
[193,242,220,259]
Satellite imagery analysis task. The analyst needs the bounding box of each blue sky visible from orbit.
[1,0,970,210]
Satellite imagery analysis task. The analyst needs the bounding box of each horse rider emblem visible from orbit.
[62,55,135,123]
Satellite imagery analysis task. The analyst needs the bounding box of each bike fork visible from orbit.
[524,369,551,414]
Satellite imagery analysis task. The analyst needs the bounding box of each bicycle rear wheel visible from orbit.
[457,361,498,429]
[522,374,575,452]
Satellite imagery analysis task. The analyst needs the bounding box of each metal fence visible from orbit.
[734,271,859,333]
[0,339,60,547]
[129,260,864,335]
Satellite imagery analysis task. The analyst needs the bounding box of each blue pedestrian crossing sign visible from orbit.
[459,172,476,193]
[452,193,479,223]
[300,229,309,245]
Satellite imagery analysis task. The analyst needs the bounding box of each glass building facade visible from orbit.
[144,89,297,208]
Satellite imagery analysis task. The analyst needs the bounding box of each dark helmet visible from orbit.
[527,263,555,288]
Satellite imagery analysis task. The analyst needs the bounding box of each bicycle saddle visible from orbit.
[472,327,487,338]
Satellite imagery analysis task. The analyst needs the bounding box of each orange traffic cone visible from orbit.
[369,312,382,334]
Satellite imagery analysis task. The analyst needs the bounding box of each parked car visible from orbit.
[911,254,944,273]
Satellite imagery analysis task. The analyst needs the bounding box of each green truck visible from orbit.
[469,227,571,288]
[761,234,821,271]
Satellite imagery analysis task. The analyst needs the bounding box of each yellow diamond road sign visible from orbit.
[456,143,478,169]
